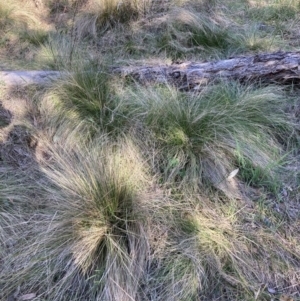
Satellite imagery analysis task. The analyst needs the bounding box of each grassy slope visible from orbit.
[0,0,300,301]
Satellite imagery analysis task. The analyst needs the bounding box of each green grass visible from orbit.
[247,1,300,22]
[0,0,300,300]
[0,1,53,69]
[0,2,16,31]
[144,193,300,300]
[75,0,153,39]
[48,62,129,135]
[0,136,154,300]
[1,80,299,301]
[155,8,241,59]
[235,145,284,194]
[123,83,296,197]
[154,7,283,60]
[19,29,49,46]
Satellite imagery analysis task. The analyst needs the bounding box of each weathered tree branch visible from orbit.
[1,51,300,89]
[113,51,300,90]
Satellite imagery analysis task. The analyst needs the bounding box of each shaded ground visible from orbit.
[0,87,41,169]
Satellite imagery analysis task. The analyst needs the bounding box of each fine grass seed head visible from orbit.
[126,83,295,197]
[1,136,152,300]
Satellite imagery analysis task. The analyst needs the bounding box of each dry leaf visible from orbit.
[267,287,277,294]
[227,168,239,180]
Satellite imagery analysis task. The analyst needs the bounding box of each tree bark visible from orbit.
[1,51,300,89]
[113,51,300,90]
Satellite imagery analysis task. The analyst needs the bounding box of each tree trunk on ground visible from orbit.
[113,51,300,90]
[1,51,300,89]
[0,71,63,87]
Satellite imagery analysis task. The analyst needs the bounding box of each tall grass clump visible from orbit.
[0,2,14,31]
[48,62,127,135]
[0,2,44,38]
[247,0,300,22]
[35,33,91,70]
[235,24,279,52]
[157,8,242,59]
[0,1,50,68]
[126,82,296,197]
[0,136,155,301]
[19,28,49,46]
[75,0,152,39]
[33,89,93,148]
[146,194,300,300]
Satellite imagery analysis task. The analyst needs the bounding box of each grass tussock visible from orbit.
[146,195,300,300]
[1,55,300,300]
[1,0,300,300]
[75,0,153,39]
[1,136,156,301]
[0,2,14,30]
[0,2,45,37]
[0,1,51,68]
[155,8,270,60]
[47,63,128,135]
[34,33,88,70]
[124,83,296,197]
[248,0,300,22]
[2,129,298,300]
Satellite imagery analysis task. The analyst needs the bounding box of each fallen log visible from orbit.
[0,70,63,87]
[1,51,300,89]
[113,51,300,90]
